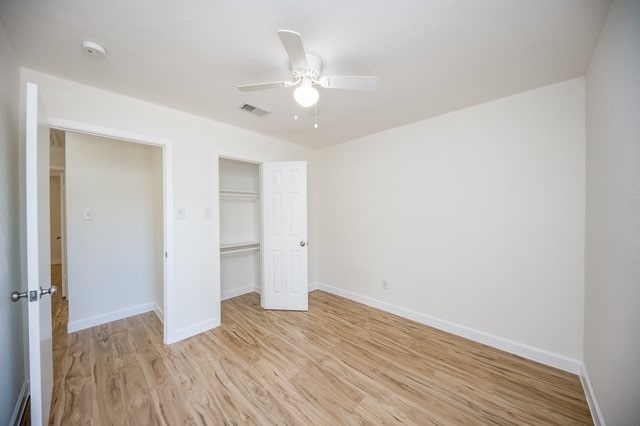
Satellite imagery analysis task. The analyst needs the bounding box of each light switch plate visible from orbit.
[177,208,186,220]
[83,209,93,220]
[205,208,213,219]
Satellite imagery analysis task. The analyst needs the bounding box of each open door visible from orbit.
[25,82,55,424]
[261,161,308,310]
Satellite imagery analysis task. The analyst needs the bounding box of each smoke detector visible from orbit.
[82,41,106,57]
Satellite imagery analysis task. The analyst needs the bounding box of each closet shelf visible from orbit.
[220,241,261,255]
[219,189,259,199]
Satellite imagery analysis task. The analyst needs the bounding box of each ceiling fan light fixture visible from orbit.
[293,80,319,107]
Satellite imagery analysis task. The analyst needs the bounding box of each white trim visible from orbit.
[315,282,582,374]
[166,317,219,344]
[48,118,169,147]
[47,117,175,345]
[9,380,29,426]
[308,282,318,292]
[50,259,61,265]
[162,140,174,344]
[222,285,258,301]
[153,303,164,323]
[217,151,267,164]
[580,364,606,425]
[67,302,156,333]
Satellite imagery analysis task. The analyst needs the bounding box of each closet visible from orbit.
[219,158,262,300]
[218,157,309,310]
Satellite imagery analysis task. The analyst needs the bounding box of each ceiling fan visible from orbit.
[238,30,378,108]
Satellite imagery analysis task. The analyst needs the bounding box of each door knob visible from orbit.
[300,241,307,247]
[9,290,38,302]
[9,290,28,302]
[40,286,58,297]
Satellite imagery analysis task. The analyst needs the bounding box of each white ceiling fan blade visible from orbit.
[277,30,308,71]
[238,81,296,92]
[319,76,378,90]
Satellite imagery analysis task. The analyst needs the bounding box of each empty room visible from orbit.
[0,0,638,425]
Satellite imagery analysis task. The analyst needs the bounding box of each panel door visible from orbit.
[261,161,308,310]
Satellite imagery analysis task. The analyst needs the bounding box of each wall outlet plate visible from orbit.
[381,280,388,290]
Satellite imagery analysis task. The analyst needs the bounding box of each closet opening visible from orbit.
[44,117,174,344]
[219,157,262,302]
[61,132,165,335]
[217,155,310,316]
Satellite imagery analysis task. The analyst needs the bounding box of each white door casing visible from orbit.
[60,171,68,299]
[261,161,308,310]
[25,82,54,425]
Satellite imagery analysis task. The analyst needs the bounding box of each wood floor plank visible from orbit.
[92,353,129,425]
[49,265,592,424]
[120,354,161,425]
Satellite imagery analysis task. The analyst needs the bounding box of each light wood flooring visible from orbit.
[49,265,592,424]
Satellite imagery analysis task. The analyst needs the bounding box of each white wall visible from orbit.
[584,0,640,424]
[0,20,25,424]
[66,132,160,329]
[49,175,61,263]
[316,78,586,361]
[21,68,316,339]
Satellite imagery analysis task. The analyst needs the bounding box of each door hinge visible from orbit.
[165,252,168,259]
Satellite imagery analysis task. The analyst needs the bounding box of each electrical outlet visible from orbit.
[381,280,388,290]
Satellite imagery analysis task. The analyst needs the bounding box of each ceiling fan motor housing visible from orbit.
[292,53,322,83]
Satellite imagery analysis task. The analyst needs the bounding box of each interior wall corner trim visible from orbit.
[166,317,220,345]
[580,363,606,426]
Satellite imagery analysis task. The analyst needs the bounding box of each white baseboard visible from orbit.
[166,317,219,344]
[51,259,61,265]
[9,380,29,426]
[153,302,164,323]
[222,285,258,301]
[580,364,606,425]
[315,282,582,374]
[67,302,156,333]
[221,282,318,300]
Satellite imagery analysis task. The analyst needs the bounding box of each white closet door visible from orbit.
[261,161,308,310]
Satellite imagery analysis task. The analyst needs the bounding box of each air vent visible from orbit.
[239,103,270,118]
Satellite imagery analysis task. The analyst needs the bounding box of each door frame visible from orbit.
[47,118,175,344]
[49,166,66,298]
[214,151,266,322]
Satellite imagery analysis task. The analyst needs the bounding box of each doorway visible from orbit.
[216,154,309,318]
[47,119,174,343]
[48,131,164,336]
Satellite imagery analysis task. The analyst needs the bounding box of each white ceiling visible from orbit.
[0,0,610,148]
